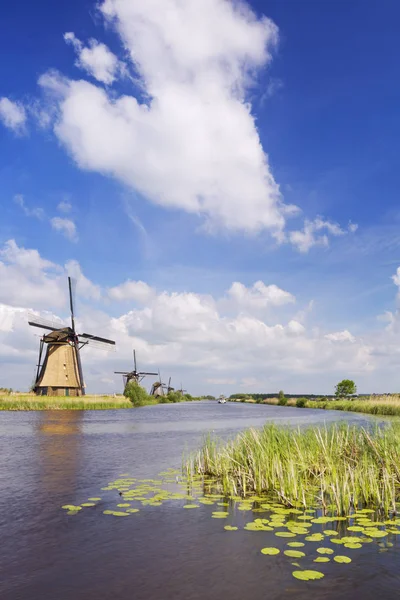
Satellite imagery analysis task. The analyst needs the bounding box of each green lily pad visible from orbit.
[323,530,338,536]
[287,542,305,547]
[117,503,130,508]
[365,529,387,538]
[183,504,199,509]
[316,548,334,555]
[347,526,364,532]
[334,555,352,563]
[62,505,82,511]
[343,542,362,549]
[292,570,324,581]
[275,532,296,538]
[88,497,101,501]
[305,534,324,542]
[261,547,280,555]
[126,508,139,513]
[314,557,330,563]
[81,502,96,507]
[224,525,238,531]
[284,550,305,558]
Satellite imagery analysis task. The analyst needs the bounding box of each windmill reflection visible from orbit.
[36,411,83,496]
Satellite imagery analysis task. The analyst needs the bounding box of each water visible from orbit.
[1,401,399,600]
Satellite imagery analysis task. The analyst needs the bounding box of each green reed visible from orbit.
[186,423,400,514]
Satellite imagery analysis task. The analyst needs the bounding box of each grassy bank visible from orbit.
[233,394,400,416]
[187,423,400,514]
[0,394,133,410]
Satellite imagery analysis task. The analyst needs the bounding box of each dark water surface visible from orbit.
[1,402,399,600]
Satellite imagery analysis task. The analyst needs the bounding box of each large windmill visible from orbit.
[114,349,157,389]
[28,277,115,396]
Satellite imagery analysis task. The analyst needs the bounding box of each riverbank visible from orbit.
[188,422,400,514]
[231,395,400,417]
[0,394,133,410]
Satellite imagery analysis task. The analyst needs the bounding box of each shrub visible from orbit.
[296,397,307,408]
[167,391,182,403]
[278,395,287,406]
[124,381,151,407]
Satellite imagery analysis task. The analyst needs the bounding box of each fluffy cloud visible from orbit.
[14,194,45,220]
[108,280,154,303]
[64,32,123,85]
[289,217,356,253]
[0,97,26,133]
[57,200,72,213]
[4,239,397,394]
[50,217,78,242]
[228,281,295,309]
[38,0,293,236]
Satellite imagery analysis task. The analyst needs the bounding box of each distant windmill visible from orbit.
[150,369,168,397]
[28,277,115,396]
[167,377,174,394]
[114,349,157,389]
[178,383,187,395]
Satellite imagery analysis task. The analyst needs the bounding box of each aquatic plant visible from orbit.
[187,423,400,514]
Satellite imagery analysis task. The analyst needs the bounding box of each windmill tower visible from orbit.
[178,383,187,395]
[28,277,115,396]
[167,377,174,394]
[114,349,157,390]
[150,369,167,397]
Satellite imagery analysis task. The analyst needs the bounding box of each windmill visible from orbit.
[150,369,167,397]
[28,277,115,396]
[178,383,187,395]
[114,349,157,389]
[167,377,174,394]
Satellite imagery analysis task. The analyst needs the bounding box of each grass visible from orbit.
[186,423,400,514]
[240,394,400,417]
[0,394,133,410]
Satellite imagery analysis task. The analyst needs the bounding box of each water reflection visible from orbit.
[36,410,83,496]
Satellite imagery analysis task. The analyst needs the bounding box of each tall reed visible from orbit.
[187,423,400,514]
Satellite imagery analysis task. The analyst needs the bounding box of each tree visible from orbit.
[124,381,150,407]
[335,379,357,398]
[278,390,287,406]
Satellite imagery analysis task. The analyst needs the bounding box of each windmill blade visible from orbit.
[139,371,158,376]
[28,321,59,333]
[28,312,66,331]
[68,276,76,332]
[114,371,130,375]
[79,333,116,345]
[133,349,137,372]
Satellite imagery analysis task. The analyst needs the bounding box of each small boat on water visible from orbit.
[218,396,226,404]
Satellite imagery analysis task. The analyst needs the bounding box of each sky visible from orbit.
[1,0,400,396]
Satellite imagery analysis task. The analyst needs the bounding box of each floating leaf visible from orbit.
[117,503,131,508]
[292,570,324,581]
[323,530,338,536]
[334,556,352,563]
[261,547,280,555]
[314,557,330,563]
[81,502,95,507]
[344,543,362,549]
[183,504,199,509]
[62,505,82,511]
[275,532,296,538]
[88,497,101,502]
[347,526,364,532]
[224,525,238,531]
[126,508,139,513]
[316,548,334,555]
[287,542,305,548]
[284,550,305,558]
[311,517,334,524]
[305,534,324,542]
[365,530,387,538]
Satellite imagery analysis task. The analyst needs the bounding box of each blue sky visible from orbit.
[1,0,400,395]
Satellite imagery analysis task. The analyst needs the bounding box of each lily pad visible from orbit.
[287,542,305,547]
[314,557,330,563]
[364,529,387,538]
[284,550,305,558]
[344,543,362,549]
[183,504,199,509]
[275,532,296,538]
[316,548,334,555]
[81,502,96,507]
[334,555,352,563]
[261,547,280,555]
[224,525,238,531]
[88,497,101,501]
[323,530,338,536]
[292,570,324,581]
[117,503,131,508]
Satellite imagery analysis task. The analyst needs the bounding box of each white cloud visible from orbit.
[392,267,400,288]
[64,32,123,85]
[4,242,395,395]
[0,97,26,133]
[108,280,154,303]
[325,330,355,343]
[38,0,296,237]
[227,281,295,309]
[50,217,78,242]
[14,194,45,220]
[57,200,72,213]
[289,217,357,253]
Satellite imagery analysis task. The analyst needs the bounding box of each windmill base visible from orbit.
[35,386,82,397]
